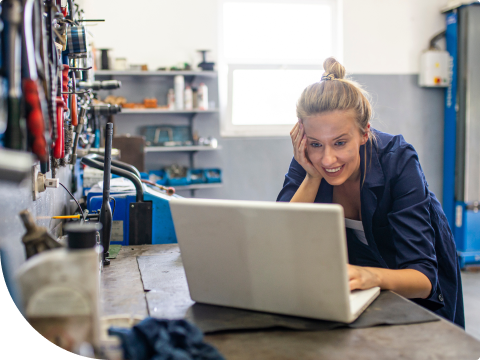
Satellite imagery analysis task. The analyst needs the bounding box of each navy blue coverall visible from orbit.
[277,129,465,327]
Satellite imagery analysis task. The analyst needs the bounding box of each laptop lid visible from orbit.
[169,198,354,322]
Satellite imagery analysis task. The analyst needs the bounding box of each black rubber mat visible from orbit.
[137,255,439,334]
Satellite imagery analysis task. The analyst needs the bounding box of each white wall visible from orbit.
[77,0,218,71]
[343,0,448,74]
[78,0,448,74]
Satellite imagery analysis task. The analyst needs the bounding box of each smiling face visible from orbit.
[303,110,369,186]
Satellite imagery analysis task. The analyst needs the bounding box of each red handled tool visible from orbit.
[53,97,64,159]
[62,64,69,110]
[21,0,48,161]
[23,79,48,161]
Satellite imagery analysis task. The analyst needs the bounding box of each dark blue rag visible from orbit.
[108,318,225,360]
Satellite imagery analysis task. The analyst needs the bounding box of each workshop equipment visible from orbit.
[22,0,48,162]
[166,164,190,186]
[0,4,7,140]
[99,48,110,69]
[197,50,215,71]
[143,125,192,147]
[3,0,26,151]
[99,122,113,265]
[442,4,480,267]
[19,209,63,259]
[16,222,102,355]
[82,155,180,246]
[78,79,121,91]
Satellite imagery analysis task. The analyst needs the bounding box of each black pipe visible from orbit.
[81,155,144,203]
[92,154,141,179]
[99,123,113,265]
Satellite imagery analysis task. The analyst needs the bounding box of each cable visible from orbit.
[59,182,86,222]
[109,196,116,217]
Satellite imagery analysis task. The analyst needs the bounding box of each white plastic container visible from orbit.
[197,83,208,110]
[184,86,193,110]
[16,223,102,352]
[174,75,184,110]
[167,88,175,110]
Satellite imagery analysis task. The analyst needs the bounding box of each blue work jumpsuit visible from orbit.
[277,129,465,327]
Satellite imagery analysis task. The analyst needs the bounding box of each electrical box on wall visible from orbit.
[419,50,450,87]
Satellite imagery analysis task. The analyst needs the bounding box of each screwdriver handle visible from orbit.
[23,79,48,162]
[70,93,78,126]
[53,97,65,159]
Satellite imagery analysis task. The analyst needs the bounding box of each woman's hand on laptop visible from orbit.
[348,264,380,291]
[348,264,432,299]
[290,120,322,180]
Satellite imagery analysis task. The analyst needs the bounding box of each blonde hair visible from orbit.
[296,57,375,183]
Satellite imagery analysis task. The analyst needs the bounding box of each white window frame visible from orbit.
[218,0,343,137]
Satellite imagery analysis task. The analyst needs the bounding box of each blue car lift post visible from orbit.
[443,5,480,268]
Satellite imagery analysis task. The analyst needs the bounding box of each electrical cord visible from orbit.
[109,196,116,217]
[59,182,86,222]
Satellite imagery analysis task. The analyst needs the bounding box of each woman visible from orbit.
[277,58,464,327]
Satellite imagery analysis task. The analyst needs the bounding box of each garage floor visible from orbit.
[462,271,480,340]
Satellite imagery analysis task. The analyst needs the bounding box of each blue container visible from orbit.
[140,172,149,180]
[189,169,206,184]
[166,169,190,186]
[149,170,167,185]
[204,169,222,183]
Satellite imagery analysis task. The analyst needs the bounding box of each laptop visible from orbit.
[169,198,380,323]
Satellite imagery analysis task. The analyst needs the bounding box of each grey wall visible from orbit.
[111,74,445,203]
[0,167,73,293]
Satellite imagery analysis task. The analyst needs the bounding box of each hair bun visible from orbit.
[322,57,346,80]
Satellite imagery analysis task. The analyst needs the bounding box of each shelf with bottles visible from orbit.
[144,145,221,153]
[174,183,222,191]
[95,70,217,78]
[118,108,219,115]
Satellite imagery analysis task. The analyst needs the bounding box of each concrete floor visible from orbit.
[461,271,480,340]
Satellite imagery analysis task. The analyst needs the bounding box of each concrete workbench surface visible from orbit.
[101,245,480,359]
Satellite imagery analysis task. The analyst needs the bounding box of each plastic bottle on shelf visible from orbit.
[167,88,175,110]
[197,83,208,110]
[174,75,184,110]
[184,85,193,110]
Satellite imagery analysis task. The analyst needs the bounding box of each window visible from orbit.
[218,0,342,137]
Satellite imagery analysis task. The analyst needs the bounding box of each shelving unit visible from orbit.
[95,70,218,77]
[174,183,222,191]
[144,145,221,153]
[119,108,219,115]
[95,70,221,197]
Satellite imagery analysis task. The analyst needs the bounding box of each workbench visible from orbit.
[101,245,480,359]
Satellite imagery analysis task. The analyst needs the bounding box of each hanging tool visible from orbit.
[53,96,64,159]
[3,0,26,150]
[22,0,48,162]
[0,4,8,139]
[99,122,113,265]
[45,0,59,148]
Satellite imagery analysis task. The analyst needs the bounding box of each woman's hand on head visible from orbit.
[348,264,380,291]
[290,121,322,180]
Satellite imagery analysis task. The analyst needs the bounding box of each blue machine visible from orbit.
[443,5,480,268]
[82,155,181,246]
